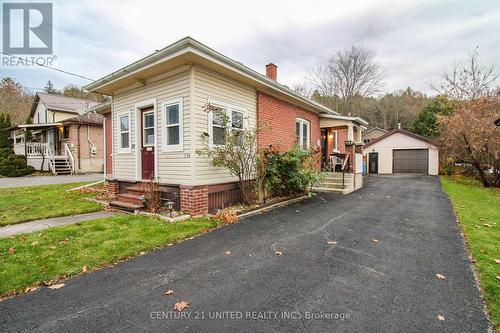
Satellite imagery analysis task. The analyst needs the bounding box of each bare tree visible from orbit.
[433,47,498,101]
[308,45,384,114]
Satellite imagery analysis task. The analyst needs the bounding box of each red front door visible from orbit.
[141,107,155,180]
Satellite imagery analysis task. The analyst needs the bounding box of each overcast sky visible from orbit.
[2,0,499,96]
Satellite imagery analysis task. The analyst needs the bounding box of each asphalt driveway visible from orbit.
[0,175,489,332]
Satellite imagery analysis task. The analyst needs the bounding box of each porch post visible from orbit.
[347,125,354,142]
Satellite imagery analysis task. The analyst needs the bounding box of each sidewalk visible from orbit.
[0,173,104,188]
[0,211,115,238]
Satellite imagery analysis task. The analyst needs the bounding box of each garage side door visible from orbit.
[393,149,428,174]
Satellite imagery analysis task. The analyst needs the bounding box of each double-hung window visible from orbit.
[295,118,310,148]
[211,107,227,146]
[162,98,183,151]
[118,112,131,152]
[208,101,245,147]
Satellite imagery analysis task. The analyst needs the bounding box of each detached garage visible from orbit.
[364,129,439,175]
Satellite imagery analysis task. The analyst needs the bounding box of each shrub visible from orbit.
[0,154,35,177]
[264,145,324,196]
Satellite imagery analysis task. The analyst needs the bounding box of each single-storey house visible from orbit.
[364,129,439,175]
[84,37,367,215]
[12,93,105,174]
[363,127,387,144]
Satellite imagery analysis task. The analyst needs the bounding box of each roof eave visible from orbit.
[84,37,337,115]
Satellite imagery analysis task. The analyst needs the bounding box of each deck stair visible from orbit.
[50,156,72,175]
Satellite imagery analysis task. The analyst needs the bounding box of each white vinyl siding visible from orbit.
[112,70,191,183]
[193,67,257,185]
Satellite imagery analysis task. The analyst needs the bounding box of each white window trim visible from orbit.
[117,111,131,153]
[161,98,183,152]
[207,99,246,148]
[142,110,155,147]
[296,118,311,148]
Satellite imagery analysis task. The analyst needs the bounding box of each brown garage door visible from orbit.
[393,149,428,174]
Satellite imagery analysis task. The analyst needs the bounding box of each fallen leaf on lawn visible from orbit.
[31,241,38,246]
[474,225,480,228]
[20,236,27,241]
[224,250,231,255]
[48,283,65,290]
[49,246,57,250]
[139,251,146,255]
[82,266,88,273]
[326,240,337,245]
[174,301,189,312]
[496,276,500,281]
[275,251,283,256]
[479,248,486,254]
[494,259,500,264]
[8,247,16,254]
[483,224,492,227]
[167,243,173,246]
[480,218,486,221]
[372,239,379,243]
[164,289,174,296]
[437,315,445,321]
[436,274,446,280]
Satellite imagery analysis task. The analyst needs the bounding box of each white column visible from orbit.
[356,126,362,143]
[347,124,354,141]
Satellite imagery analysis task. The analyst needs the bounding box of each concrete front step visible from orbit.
[109,200,144,212]
[117,193,144,205]
[312,187,347,194]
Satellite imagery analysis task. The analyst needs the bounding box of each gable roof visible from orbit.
[363,127,387,135]
[30,93,101,117]
[364,128,439,148]
[84,37,338,116]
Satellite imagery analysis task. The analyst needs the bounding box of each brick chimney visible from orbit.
[265,63,277,81]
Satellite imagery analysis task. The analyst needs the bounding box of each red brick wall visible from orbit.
[180,185,208,216]
[257,92,320,151]
[104,112,113,176]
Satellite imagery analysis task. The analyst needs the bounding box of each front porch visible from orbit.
[315,114,367,194]
[13,142,74,175]
[12,123,75,175]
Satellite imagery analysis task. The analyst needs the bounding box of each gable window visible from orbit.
[296,118,310,148]
[162,98,183,151]
[118,113,131,152]
[208,101,246,147]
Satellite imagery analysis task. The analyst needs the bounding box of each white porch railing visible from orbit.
[64,143,75,174]
[16,142,53,157]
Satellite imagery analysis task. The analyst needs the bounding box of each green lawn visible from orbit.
[0,215,220,297]
[0,182,102,226]
[441,175,499,330]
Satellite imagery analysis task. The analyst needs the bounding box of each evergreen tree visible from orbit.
[44,80,58,94]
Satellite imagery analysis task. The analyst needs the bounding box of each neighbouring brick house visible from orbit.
[85,37,367,215]
[11,93,105,174]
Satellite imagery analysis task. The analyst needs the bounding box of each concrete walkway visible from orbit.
[0,211,115,238]
[0,173,104,188]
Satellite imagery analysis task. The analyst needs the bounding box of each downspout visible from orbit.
[77,123,81,171]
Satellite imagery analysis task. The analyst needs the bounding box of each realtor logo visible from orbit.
[2,2,53,54]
